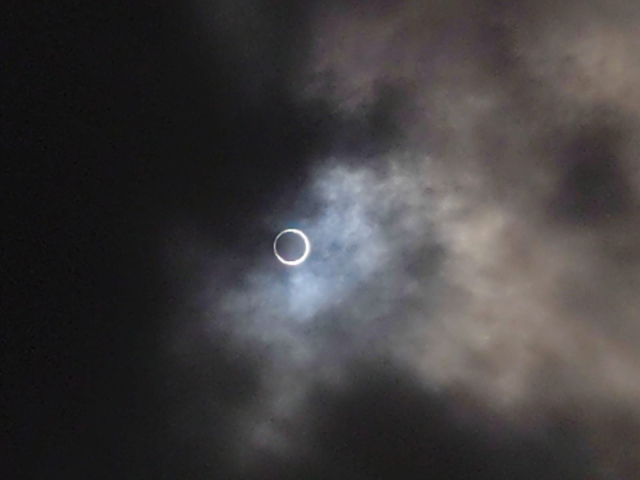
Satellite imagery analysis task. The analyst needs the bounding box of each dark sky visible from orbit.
[5,1,640,478]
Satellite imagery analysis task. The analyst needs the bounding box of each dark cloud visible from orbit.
[551,118,634,225]
[250,361,591,479]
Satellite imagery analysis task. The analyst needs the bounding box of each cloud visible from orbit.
[164,0,640,476]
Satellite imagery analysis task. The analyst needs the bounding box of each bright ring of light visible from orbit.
[273,229,311,266]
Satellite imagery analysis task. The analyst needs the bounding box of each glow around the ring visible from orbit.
[274,229,311,266]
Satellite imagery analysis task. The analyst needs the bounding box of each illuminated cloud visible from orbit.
[165,0,640,476]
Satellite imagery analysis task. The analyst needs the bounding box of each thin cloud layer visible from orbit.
[164,0,640,477]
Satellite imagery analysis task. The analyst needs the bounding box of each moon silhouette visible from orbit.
[273,229,311,266]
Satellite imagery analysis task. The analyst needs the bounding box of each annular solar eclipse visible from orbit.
[273,229,311,266]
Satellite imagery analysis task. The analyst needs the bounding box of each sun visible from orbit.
[273,229,311,266]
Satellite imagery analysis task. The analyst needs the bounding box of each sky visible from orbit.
[5,0,640,478]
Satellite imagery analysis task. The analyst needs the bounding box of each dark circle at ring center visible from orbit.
[275,232,307,261]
